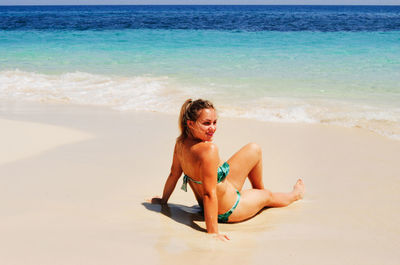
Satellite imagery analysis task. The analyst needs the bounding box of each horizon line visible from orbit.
[1,4,400,6]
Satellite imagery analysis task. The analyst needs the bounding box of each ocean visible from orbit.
[1,5,399,139]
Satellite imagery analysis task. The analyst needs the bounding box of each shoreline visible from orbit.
[1,101,399,265]
[2,68,399,141]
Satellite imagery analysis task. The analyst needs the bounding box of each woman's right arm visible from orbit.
[198,143,229,241]
[152,143,182,204]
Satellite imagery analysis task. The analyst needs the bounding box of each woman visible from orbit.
[151,99,305,241]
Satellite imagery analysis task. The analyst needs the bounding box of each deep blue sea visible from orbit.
[1,5,399,139]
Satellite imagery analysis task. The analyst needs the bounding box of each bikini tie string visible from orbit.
[181,175,188,192]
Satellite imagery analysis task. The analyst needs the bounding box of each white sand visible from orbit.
[0,118,92,165]
[0,102,399,265]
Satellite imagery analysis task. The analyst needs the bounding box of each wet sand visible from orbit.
[1,101,399,265]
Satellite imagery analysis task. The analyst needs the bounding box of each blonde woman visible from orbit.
[151,99,304,241]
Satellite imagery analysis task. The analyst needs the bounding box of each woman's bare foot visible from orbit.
[293,179,305,200]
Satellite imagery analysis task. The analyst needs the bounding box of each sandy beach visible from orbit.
[0,101,399,265]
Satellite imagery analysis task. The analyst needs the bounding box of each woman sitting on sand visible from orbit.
[151,99,304,241]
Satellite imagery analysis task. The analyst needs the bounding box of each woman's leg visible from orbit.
[227,179,305,223]
[227,143,265,191]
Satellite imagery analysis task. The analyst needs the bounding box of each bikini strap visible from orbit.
[181,175,189,192]
[181,175,202,192]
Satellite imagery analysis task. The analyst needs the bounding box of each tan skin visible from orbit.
[151,108,305,241]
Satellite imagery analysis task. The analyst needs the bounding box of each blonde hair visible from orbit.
[177,98,215,142]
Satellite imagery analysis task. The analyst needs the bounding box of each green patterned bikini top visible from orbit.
[181,162,230,192]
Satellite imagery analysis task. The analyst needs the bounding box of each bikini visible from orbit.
[181,162,241,223]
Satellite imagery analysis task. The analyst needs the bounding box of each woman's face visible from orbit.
[188,108,217,142]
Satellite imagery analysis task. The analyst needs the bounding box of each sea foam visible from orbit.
[0,69,180,113]
[1,69,399,140]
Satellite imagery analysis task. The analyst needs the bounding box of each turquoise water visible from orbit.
[2,30,399,101]
[1,6,400,139]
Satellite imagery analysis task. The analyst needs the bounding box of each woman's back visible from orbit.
[177,140,221,180]
[176,140,227,198]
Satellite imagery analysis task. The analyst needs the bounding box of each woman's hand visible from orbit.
[148,196,166,205]
[210,233,230,242]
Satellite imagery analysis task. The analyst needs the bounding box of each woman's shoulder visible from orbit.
[191,142,219,159]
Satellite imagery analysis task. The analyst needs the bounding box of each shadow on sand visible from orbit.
[142,202,207,232]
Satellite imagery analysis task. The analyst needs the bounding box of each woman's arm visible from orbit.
[197,143,220,235]
[152,144,182,204]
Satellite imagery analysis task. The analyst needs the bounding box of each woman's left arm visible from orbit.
[152,144,183,204]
